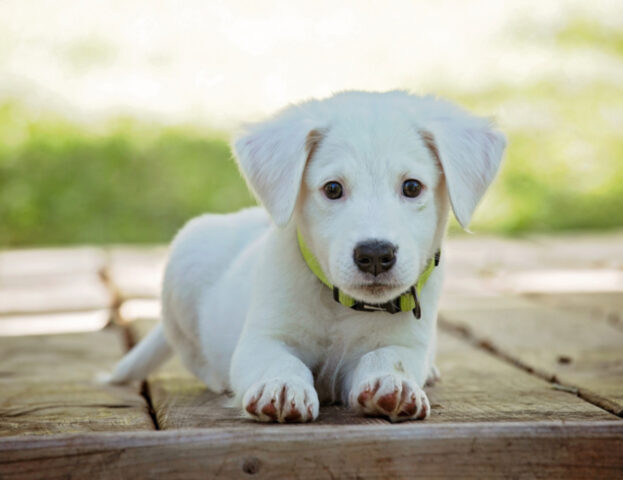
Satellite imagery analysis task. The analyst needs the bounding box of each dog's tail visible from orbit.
[104,323,172,384]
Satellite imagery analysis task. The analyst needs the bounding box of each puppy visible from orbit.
[108,91,505,423]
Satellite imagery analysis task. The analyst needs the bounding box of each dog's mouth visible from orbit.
[346,281,406,303]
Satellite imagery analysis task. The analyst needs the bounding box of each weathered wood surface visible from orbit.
[0,310,110,336]
[445,232,623,272]
[439,233,623,416]
[0,327,154,436]
[107,247,167,300]
[0,275,112,316]
[0,248,111,315]
[0,247,106,280]
[440,300,623,417]
[128,317,615,429]
[441,233,623,301]
[529,231,623,269]
[1,233,623,478]
[525,292,623,321]
[1,422,622,479]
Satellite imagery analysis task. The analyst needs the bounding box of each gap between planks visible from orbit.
[99,258,161,431]
[438,316,623,419]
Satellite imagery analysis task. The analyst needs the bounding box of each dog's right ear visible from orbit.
[232,106,322,227]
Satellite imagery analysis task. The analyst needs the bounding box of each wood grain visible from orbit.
[128,317,615,429]
[440,300,623,416]
[0,327,155,436]
[1,235,622,478]
[524,292,623,324]
[1,422,622,479]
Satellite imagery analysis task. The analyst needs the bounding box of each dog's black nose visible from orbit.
[353,240,397,276]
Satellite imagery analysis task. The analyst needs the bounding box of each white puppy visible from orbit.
[108,91,505,423]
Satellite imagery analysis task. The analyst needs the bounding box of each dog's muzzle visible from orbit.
[297,230,440,319]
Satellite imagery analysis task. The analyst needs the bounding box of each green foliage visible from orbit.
[2,11,623,247]
[0,105,255,246]
[445,79,623,235]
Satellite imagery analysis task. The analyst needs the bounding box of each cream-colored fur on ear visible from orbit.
[417,105,505,229]
[232,105,322,227]
[233,92,505,229]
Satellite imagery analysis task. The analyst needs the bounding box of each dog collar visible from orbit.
[297,230,440,319]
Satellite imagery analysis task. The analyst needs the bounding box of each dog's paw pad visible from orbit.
[243,379,319,423]
[350,374,430,422]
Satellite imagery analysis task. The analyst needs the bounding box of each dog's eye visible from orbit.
[402,179,423,198]
[323,181,343,200]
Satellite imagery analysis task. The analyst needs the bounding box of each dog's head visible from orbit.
[233,91,505,304]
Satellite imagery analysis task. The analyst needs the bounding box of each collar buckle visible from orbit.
[351,298,402,314]
[410,286,422,319]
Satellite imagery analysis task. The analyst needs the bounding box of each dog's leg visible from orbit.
[424,328,441,386]
[425,364,441,386]
[346,346,430,422]
[230,336,319,423]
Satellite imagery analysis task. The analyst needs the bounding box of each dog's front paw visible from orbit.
[242,378,319,423]
[349,374,430,422]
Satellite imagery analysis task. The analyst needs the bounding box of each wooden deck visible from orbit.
[1,233,622,478]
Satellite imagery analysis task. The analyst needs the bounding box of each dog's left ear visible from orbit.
[419,116,506,229]
[232,107,322,227]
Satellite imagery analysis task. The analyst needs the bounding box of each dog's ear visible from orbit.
[419,117,506,229]
[232,107,322,227]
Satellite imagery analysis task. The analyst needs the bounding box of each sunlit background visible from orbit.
[1,0,622,246]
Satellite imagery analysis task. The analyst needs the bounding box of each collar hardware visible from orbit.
[298,230,439,319]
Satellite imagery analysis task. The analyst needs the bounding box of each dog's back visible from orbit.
[107,207,270,387]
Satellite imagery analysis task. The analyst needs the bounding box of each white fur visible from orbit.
[108,91,505,423]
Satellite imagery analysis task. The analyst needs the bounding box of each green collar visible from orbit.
[297,230,440,318]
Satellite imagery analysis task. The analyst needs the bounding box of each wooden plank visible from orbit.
[524,292,623,335]
[439,292,536,312]
[488,268,623,296]
[446,232,623,274]
[440,234,623,415]
[0,310,110,336]
[1,422,622,479]
[107,247,167,300]
[430,332,616,423]
[442,233,623,300]
[528,231,623,269]
[0,327,155,436]
[128,316,615,429]
[440,300,623,416]
[118,299,160,323]
[524,292,623,319]
[0,247,106,282]
[0,247,112,315]
[443,235,547,273]
[0,275,112,315]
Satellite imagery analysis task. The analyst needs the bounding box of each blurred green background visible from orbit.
[0,109,255,245]
[1,4,622,247]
